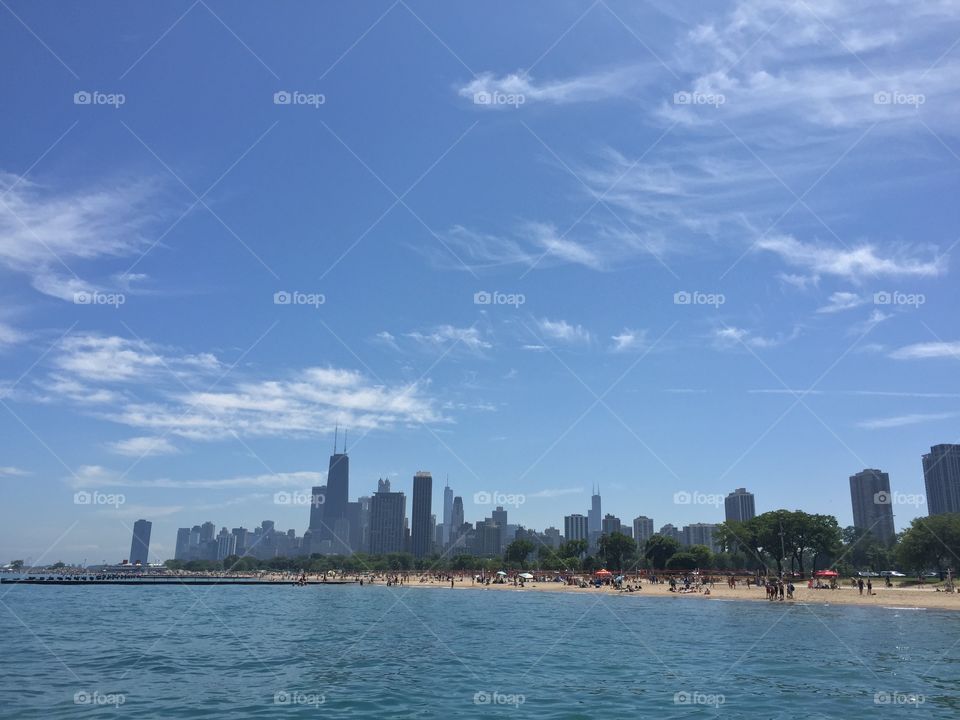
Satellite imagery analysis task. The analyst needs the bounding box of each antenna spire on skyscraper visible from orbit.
[333,423,338,454]
[343,428,347,454]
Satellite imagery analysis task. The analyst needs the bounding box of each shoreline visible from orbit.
[393,577,960,612]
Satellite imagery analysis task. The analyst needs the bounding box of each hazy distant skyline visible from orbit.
[2,0,959,563]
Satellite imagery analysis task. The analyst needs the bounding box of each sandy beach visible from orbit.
[398,576,960,611]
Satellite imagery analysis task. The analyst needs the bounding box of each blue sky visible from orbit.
[1,0,958,564]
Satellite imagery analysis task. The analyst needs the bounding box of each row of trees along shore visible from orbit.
[154,511,960,579]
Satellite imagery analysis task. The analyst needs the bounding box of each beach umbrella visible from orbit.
[519,572,534,580]
[594,569,613,577]
[496,570,507,576]
[814,570,838,578]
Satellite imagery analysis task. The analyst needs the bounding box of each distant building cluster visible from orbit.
[156,441,960,562]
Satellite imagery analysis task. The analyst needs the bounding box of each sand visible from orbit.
[397,577,960,611]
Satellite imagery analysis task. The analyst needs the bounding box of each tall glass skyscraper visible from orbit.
[724,488,756,523]
[442,482,453,545]
[849,469,896,544]
[411,471,433,558]
[129,519,152,565]
[588,486,601,535]
[923,444,960,515]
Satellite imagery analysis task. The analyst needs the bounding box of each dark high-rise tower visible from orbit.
[724,488,756,523]
[442,480,454,545]
[129,519,152,565]
[588,485,601,535]
[411,471,433,558]
[320,427,350,546]
[923,444,960,515]
[370,479,405,554]
[849,469,896,544]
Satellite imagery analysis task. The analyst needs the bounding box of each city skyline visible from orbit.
[1,1,959,565]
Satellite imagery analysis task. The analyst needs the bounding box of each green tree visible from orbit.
[897,514,960,574]
[598,532,637,572]
[665,552,698,570]
[686,544,713,569]
[559,539,588,559]
[644,534,679,570]
[504,539,535,567]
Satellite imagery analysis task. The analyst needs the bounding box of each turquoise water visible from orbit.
[1,584,958,718]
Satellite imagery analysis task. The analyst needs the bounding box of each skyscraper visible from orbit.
[564,513,589,542]
[129,519,152,565]
[491,506,508,552]
[588,486,601,535]
[442,481,454,545]
[308,484,327,533]
[724,488,756,523]
[216,527,236,560]
[849,468,896,544]
[632,516,654,545]
[174,528,191,560]
[321,429,350,546]
[682,523,720,552]
[369,480,405,554]
[411,471,433,558]
[601,514,621,535]
[451,496,464,541]
[923,444,960,515]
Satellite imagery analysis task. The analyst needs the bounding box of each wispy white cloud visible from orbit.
[107,436,180,457]
[757,234,943,281]
[610,328,647,352]
[458,66,646,106]
[0,466,31,477]
[405,325,491,352]
[889,341,960,360]
[536,318,591,345]
[816,291,865,313]
[70,465,324,490]
[857,411,959,429]
[0,172,160,301]
[713,325,799,349]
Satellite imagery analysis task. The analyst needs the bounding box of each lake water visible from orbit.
[1,583,958,718]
